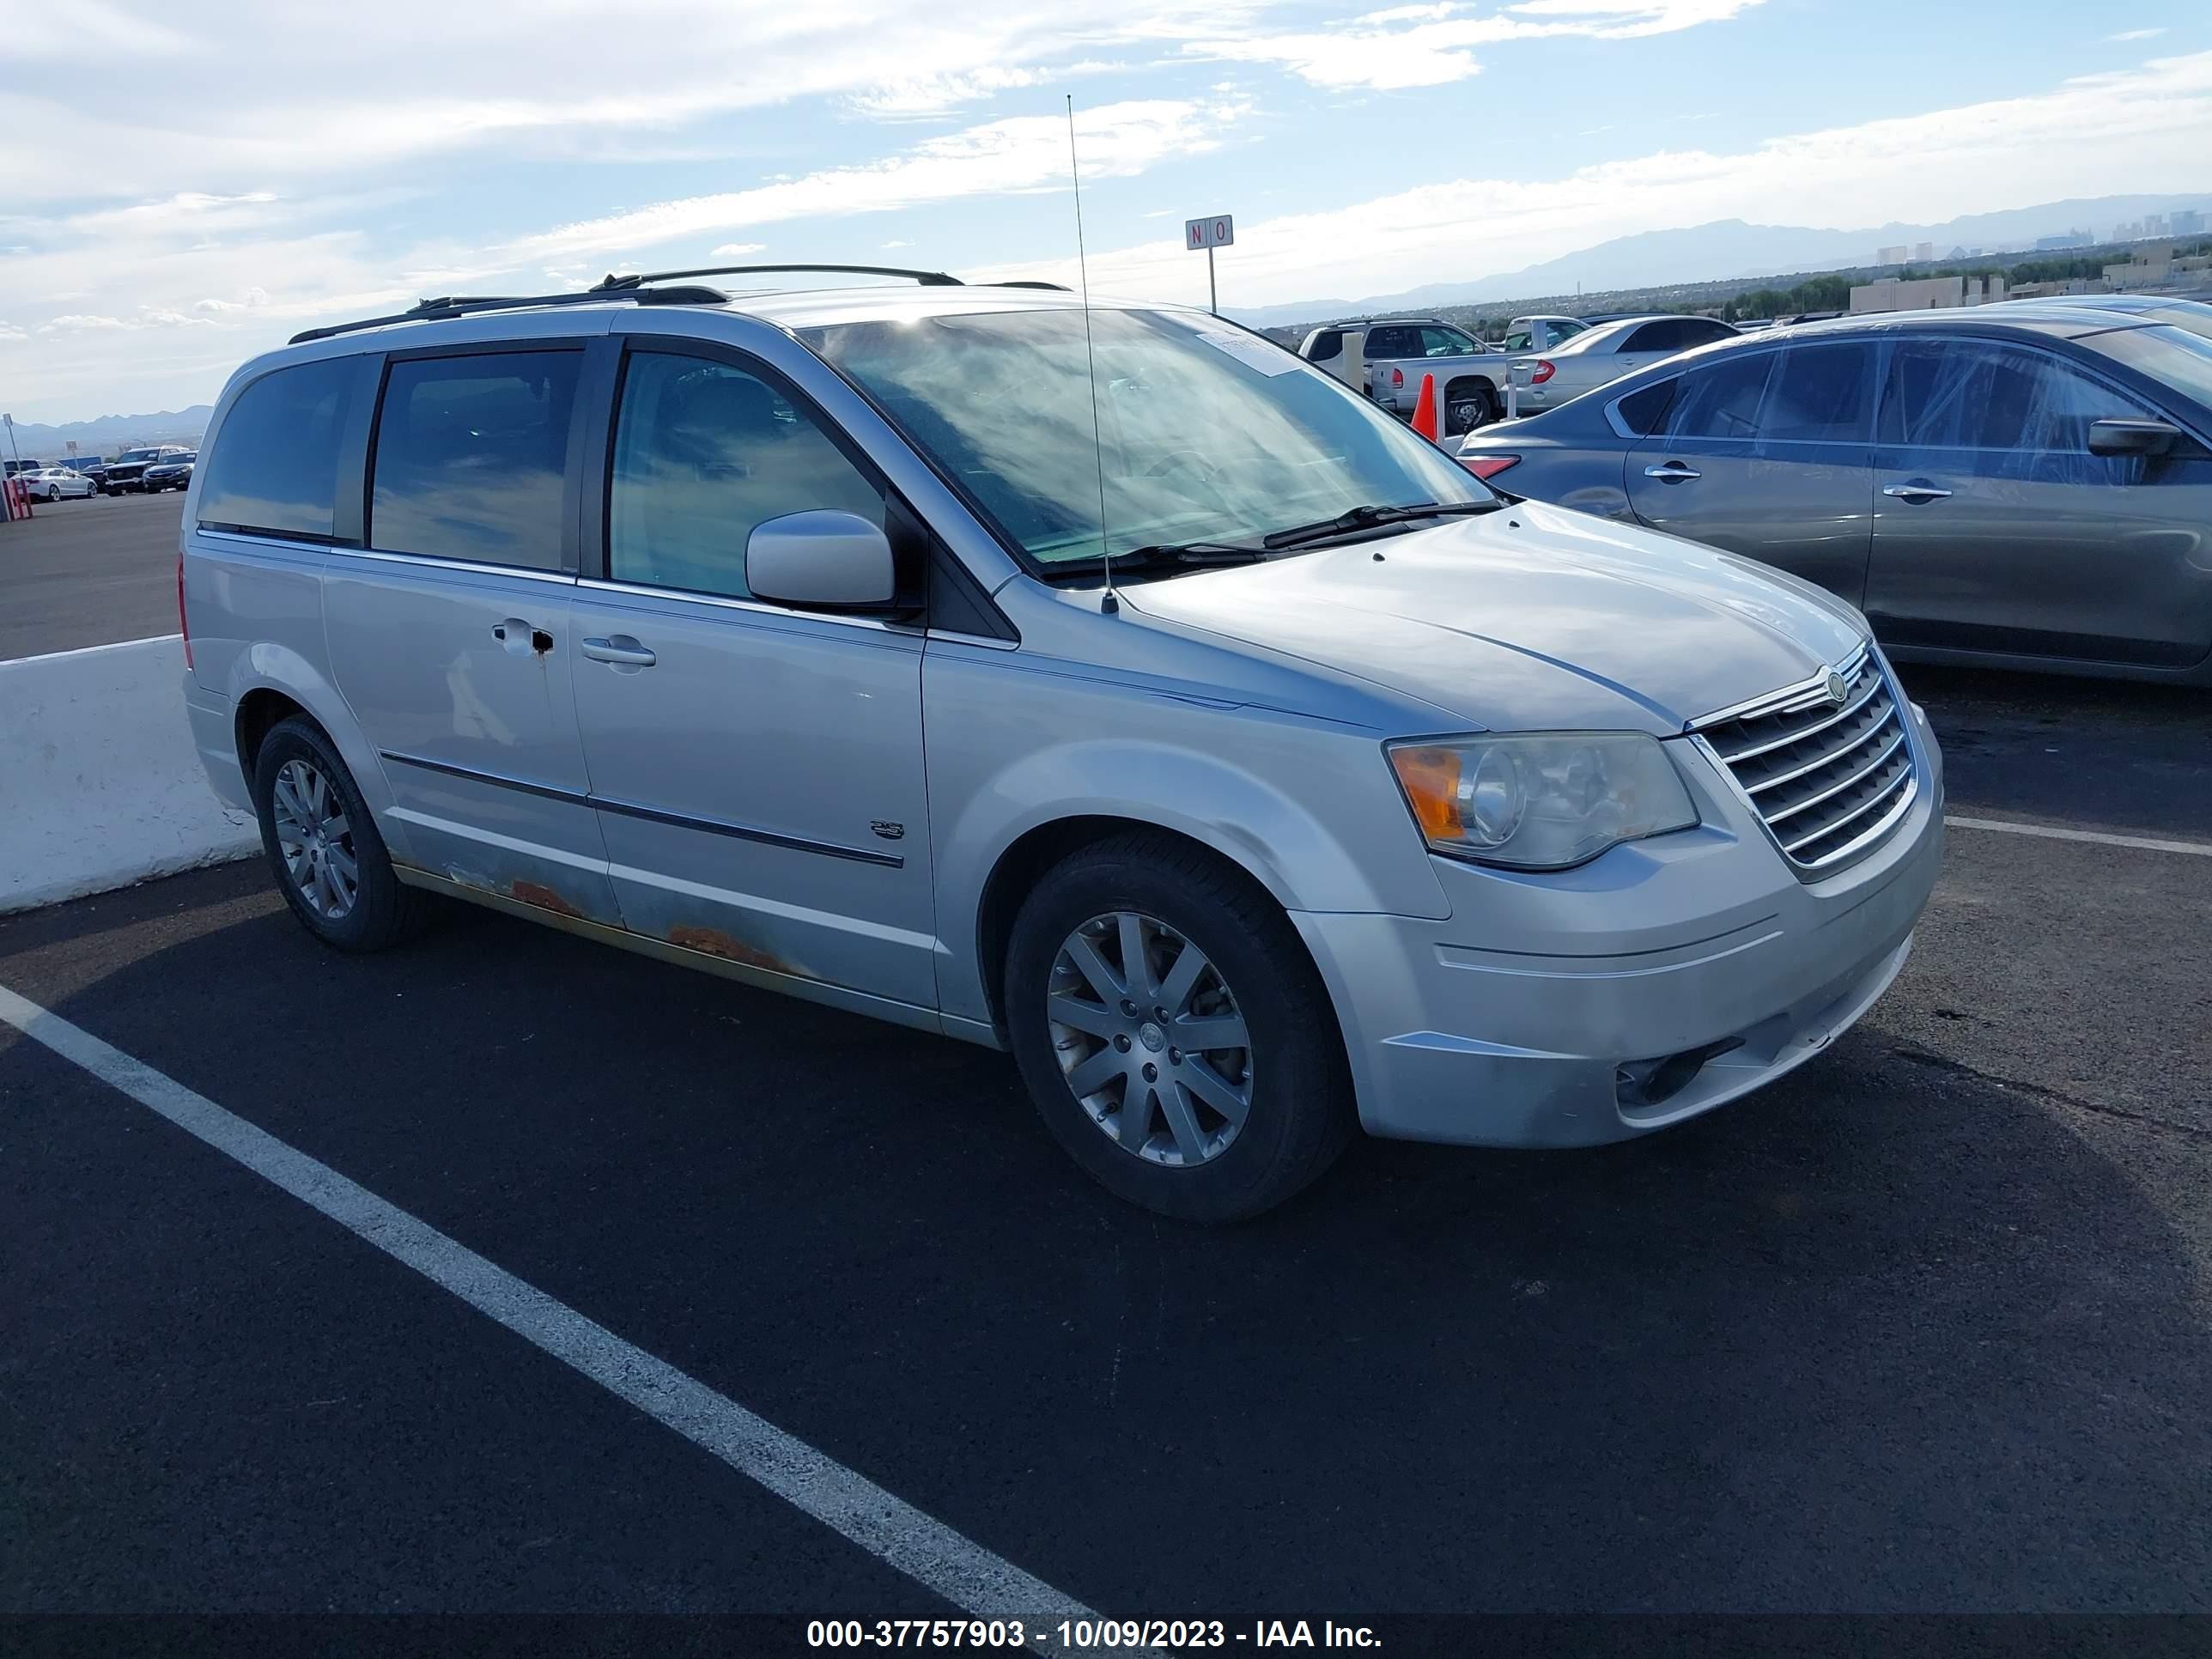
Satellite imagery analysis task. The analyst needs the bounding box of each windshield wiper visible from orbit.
[1043,541,1273,580]
[1261,499,1504,550]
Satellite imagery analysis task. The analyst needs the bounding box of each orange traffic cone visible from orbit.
[1412,372,1439,442]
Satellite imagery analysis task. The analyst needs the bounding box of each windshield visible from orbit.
[120,448,158,462]
[802,307,1487,568]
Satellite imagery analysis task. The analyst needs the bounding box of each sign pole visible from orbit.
[1185,213,1233,319]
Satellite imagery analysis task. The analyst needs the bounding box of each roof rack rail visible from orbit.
[994,280,1069,291]
[592,263,963,291]
[288,283,729,345]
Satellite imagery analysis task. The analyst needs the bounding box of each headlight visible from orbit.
[1386,732,1698,870]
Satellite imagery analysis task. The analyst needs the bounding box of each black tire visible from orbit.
[252,716,428,952]
[1005,832,1357,1222]
[1447,382,1499,436]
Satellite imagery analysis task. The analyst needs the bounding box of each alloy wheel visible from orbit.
[271,757,359,921]
[1045,910,1254,1168]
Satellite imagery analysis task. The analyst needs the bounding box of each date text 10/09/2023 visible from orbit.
[806,1619,1383,1650]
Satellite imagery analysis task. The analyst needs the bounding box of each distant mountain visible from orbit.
[1230,194,2212,329]
[3,405,214,458]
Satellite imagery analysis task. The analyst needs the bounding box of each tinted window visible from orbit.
[1614,378,1678,435]
[1880,339,2153,451]
[608,353,883,601]
[1665,353,1778,440]
[2081,325,2212,418]
[1762,343,1872,442]
[197,356,362,540]
[1419,327,1478,358]
[1625,319,1732,354]
[370,351,579,568]
[1307,330,1343,362]
[1501,328,1534,353]
[1621,321,1682,353]
[1364,325,1417,358]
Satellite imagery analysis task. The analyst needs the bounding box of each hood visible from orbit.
[1121,501,1867,734]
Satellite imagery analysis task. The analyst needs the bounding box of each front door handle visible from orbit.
[1883,481,1954,504]
[1643,461,1702,483]
[580,635,657,668]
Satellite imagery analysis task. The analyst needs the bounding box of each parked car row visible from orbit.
[101,444,197,492]
[1455,295,2212,684]
[2,445,197,498]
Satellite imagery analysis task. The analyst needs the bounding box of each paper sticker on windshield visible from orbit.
[1198,332,1299,376]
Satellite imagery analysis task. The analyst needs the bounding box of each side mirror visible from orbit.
[2087,417,2179,458]
[744,511,897,611]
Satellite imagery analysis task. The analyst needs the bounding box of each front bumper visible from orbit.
[1292,700,1944,1148]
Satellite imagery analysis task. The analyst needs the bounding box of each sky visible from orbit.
[3,0,2209,423]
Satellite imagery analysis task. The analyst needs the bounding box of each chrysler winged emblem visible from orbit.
[1824,667,1849,707]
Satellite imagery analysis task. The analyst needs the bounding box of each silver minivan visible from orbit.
[181,270,1944,1219]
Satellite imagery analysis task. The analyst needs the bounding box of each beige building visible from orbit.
[1849,273,2008,313]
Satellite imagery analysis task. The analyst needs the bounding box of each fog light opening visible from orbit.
[1615,1037,1747,1110]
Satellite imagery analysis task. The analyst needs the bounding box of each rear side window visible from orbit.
[608,352,883,601]
[1762,343,1873,443]
[1307,330,1343,362]
[370,350,580,568]
[1664,353,1778,440]
[1614,378,1678,435]
[1364,325,1416,358]
[197,357,362,541]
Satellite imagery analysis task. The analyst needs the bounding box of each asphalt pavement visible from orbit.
[3,659,2208,1649]
[0,490,186,661]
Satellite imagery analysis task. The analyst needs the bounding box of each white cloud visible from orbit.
[40,315,134,334]
[0,325,28,343]
[994,50,2212,308]
[194,287,272,314]
[0,3,1250,200]
[2108,27,2166,42]
[1185,0,1765,89]
[710,243,768,257]
[507,98,1246,263]
[882,239,913,249]
[39,307,220,334]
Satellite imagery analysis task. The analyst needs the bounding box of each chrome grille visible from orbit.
[1698,648,1916,878]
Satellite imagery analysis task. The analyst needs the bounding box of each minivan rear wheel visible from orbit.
[252,717,427,952]
[1005,833,1355,1221]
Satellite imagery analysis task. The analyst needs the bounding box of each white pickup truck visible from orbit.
[1298,313,1591,434]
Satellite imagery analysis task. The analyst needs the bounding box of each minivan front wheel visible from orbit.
[1006,834,1355,1221]
[252,718,426,952]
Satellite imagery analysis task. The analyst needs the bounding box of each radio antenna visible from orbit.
[1067,94,1118,614]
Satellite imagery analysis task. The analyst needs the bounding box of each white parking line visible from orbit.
[1945,815,2212,859]
[0,981,1096,1637]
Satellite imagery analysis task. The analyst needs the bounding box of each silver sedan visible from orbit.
[1509,314,1739,412]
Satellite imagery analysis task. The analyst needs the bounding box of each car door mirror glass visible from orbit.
[2087,417,2178,458]
[745,511,897,611]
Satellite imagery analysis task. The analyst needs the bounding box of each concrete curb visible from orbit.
[1,635,259,916]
